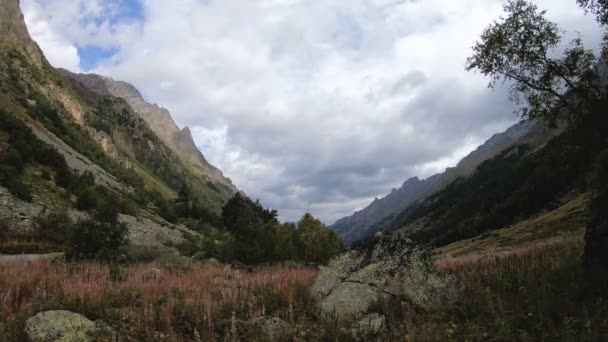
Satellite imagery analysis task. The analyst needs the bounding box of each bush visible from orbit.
[0,149,24,171]
[6,176,33,202]
[54,167,72,189]
[67,217,128,261]
[0,219,9,242]
[75,186,99,211]
[34,209,74,244]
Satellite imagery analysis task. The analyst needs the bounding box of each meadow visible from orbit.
[0,261,319,341]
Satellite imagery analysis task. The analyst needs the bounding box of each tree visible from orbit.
[466,0,599,125]
[468,0,608,268]
[68,219,127,261]
[578,0,608,57]
[296,213,343,265]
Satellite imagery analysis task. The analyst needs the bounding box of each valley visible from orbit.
[2,0,608,340]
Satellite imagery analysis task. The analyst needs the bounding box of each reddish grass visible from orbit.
[0,261,318,341]
[435,236,582,270]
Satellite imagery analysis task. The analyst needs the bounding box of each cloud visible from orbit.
[21,0,602,223]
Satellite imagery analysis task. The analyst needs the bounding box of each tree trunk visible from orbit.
[583,202,608,268]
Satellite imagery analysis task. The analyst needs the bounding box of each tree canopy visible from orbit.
[466,0,599,124]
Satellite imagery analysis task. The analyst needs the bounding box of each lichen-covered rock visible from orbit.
[312,234,457,329]
[25,310,96,342]
[357,313,385,334]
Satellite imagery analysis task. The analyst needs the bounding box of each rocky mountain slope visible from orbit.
[332,120,559,244]
[0,0,235,248]
[59,70,236,195]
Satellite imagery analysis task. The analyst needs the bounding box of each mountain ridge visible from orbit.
[58,70,237,195]
[332,120,559,244]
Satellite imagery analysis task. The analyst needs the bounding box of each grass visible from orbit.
[408,236,608,341]
[0,261,320,341]
[131,161,177,200]
[434,192,589,263]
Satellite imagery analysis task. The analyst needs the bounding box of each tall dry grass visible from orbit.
[410,237,608,341]
[0,261,318,341]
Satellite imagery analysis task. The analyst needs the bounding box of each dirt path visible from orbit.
[0,253,64,263]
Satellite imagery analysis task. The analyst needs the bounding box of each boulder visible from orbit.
[25,310,96,342]
[312,234,456,331]
[357,313,385,335]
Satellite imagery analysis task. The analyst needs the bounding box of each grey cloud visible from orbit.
[22,0,602,223]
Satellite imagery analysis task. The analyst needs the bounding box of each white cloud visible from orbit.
[21,0,81,71]
[21,0,602,223]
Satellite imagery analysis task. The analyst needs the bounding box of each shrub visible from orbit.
[75,186,99,211]
[0,149,24,171]
[6,176,32,202]
[67,217,128,261]
[0,219,9,242]
[54,167,72,189]
[34,209,74,244]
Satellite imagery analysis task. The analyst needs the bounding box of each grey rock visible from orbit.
[357,313,385,334]
[25,310,96,342]
[142,268,163,282]
[312,235,457,327]
[243,317,291,341]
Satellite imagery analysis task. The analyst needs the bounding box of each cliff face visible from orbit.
[59,70,237,196]
[332,120,559,245]
[0,0,45,65]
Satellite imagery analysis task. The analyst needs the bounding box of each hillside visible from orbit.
[0,0,237,252]
[389,110,607,248]
[59,70,237,196]
[332,120,558,244]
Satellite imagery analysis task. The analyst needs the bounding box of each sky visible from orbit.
[21,0,602,223]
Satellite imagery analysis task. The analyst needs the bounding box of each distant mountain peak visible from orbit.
[59,69,238,195]
[332,120,559,244]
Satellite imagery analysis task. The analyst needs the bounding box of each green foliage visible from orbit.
[75,186,100,211]
[0,149,23,171]
[0,109,72,202]
[0,219,8,243]
[207,194,343,265]
[466,0,599,124]
[296,213,343,265]
[221,193,280,264]
[67,214,128,261]
[3,175,32,201]
[53,167,72,189]
[393,100,608,248]
[34,209,74,244]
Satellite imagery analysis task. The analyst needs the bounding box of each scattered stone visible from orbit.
[25,310,96,342]
[241,317,291,341]
[142,268,163,282]
[203,257,220,266]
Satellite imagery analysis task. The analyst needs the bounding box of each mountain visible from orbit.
[59,70,237,196]
[332,120,559,244]
[0,0,237,249]
[0,0,44,65]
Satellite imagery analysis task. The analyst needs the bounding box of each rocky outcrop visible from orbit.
[332,120,560,244]
[0,0,46,65]
[25,310,96,342]
[58,70,238,196]
[312,235,457,330]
